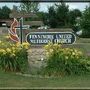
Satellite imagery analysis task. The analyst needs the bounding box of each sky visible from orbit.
[0,2,89,12]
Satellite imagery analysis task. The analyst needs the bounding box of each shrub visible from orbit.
[0,41,30,72]
[42,43,90,76]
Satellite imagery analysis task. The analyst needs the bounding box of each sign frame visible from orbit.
[26,32,76,45]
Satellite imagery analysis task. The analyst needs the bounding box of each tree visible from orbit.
[19,2,39,13]
[48,6,57,28]
[80,5,90,38]
[37,12,49,25]
[12,5,20,12]
[69,9,82,26]
[55,3,69,27]
[45,3,69,28]
[0,8,2,18]
[0,6,11,19]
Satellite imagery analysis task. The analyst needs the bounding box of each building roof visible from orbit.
[0,19,13,22]
[9,12,38,18]
[5,20,43,27]
[24,21,44,26]
[23,28,74,35]
[26,28,73,32]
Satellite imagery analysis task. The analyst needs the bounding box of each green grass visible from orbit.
[0,33,90,89]
[63,43,90,56]
[0,71,90,89]
[76,38,90,43]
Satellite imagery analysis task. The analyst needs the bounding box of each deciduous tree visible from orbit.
[80,5,90,37]
[19,2,39,13]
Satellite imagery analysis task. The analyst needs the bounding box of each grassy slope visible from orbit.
[0,71,90,88]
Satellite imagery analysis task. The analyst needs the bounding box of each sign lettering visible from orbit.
[26,32,76,45]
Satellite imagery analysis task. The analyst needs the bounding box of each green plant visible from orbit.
[15,48,29,73]
[0,41,30,72]
[42,43,90,76]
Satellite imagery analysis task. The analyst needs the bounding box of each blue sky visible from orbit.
[0,2,89,12]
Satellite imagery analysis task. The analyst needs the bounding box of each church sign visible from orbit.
[26,32,76,45]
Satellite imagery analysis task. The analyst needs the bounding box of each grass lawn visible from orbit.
[62,43,90,56]
[0,71,90,89]
[0,33,90,89]
[76,38,90,43]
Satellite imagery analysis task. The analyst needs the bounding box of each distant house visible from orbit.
[0,19,13,27]
[24,21,44,28]
[9,9,44,29]
[0,8,44,28]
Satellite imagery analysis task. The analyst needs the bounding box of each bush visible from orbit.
[42,43,90,76]
[0,41,30,72]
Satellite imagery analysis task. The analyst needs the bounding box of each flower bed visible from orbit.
[42,43,90,76]
[0,40,30,72]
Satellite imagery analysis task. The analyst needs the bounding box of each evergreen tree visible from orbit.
[0,6,11,19]
[48,6,57,28]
